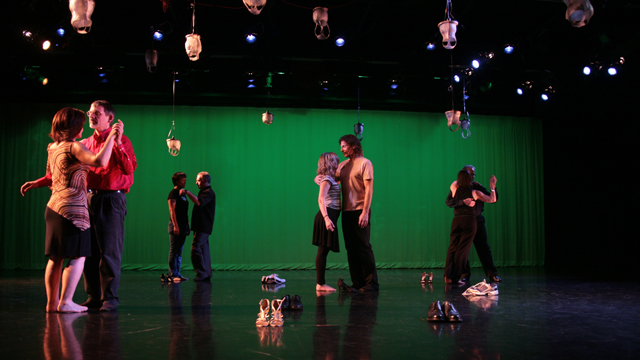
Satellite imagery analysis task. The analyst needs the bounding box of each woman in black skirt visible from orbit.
[21,107,117,312]
[312,152,342,292]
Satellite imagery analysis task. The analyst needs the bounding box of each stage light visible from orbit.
[454,75,460,83]
[56,28,65,37]
[504,45,514,54]
[426,42,436,51]
[607,67,617,76]
[564,0,594,27]
[23,30,33,39]
[583,66,591,75]
[42,40,51,50]
[153,30,164,41]
[246,33,257,43]
[516,88,524,95]
[516,81,533,96]
[541,94,549,101]
[41,77,49,86]
[471,60,480,69]
[335,38,345,47]
[390,83,399,90]
[541,86,554,101]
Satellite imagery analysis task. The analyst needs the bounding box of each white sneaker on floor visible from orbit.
[262,273,286,284]
[463,280,499,296]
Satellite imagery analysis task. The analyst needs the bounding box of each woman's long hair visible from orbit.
[457,169,473,188]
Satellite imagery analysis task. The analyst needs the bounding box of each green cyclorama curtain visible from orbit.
[1,103,544,270]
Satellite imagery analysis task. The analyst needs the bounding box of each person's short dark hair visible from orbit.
[198,171,211,184]
[172,172,187,186]
[457,169,473,188]
[339,134,363,156]
[49,107,86,142]
[91,100,115,119]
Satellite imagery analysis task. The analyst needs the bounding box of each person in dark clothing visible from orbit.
[167,172,190,282]
[446,165,501,282]
[182,171,215,281]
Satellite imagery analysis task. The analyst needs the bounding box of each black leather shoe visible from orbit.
[290,295,303,310]
[281,294,291,310]
[80,298,102,309]
[337,278,358,293]
[442,301,462,322]
[489,275,502,283]
[426,301,444,322]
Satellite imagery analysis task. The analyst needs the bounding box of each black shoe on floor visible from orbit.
[337,278,358,293]
[426,301,445,322]
[442,301,462,322]
[290,295,303,310]
[489,275,502,283]
[281,294,291,310]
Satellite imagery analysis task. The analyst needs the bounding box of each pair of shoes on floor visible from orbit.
[281,294,303,310]
[337,278,358,293]
[420,272,433,284]
[261,274,286,284]
[426,300,462,322]
[462,280,499,296]
[256,299,284,327]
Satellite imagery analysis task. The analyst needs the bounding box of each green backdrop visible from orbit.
[1,103,544,270]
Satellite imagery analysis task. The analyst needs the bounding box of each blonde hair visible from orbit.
[317,152,339,177]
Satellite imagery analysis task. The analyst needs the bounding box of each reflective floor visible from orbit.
[1,268,638,359]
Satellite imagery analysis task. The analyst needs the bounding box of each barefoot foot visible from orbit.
[58,301,88,313]
[316,284,337,292]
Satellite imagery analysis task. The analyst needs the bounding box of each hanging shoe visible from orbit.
[442,301,462,322]
[269,299,284,327]
[256,299,270,327]
[290,295,303,310]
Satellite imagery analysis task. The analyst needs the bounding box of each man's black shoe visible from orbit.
[426,301,444,322]
[442,301,462,322]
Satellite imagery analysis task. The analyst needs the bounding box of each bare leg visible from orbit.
[45,256,64,312]
[58,313,85,358]
[58,257,88,313]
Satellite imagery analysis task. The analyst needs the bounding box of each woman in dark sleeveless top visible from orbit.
[445,169,497,284]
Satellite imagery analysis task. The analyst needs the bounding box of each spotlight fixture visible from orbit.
[582,66,592,75]
[42,40,52,51]
[504,44,514,54]
[56,28,65,37]
[471,60,480,69]
[426,42,436,51]
[564,0,594,27]
[243,0,267,15]
[471,52,494,69]
[453,74,460,83]
[607,57,625,76]
[607,67,617,76]
[516,81,533,96]
[245,33,257,43]
[69,0,95,34]
[23,30,33,39]
[541,86,554,101]
[335,37,345,47]
[153,30,164,41]
[313,7,330,40]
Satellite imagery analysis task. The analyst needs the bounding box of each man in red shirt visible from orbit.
[21,100,137,311]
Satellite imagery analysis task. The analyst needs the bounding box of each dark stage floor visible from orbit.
[1,268,638,359]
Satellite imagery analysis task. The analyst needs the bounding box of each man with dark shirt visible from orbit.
[182,171,215,281]
[446,165,501,283]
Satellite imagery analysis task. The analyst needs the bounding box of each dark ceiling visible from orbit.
[6,0,640,115]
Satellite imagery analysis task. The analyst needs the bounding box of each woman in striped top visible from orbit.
[29,107,117,312]
[312,152,342,292]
